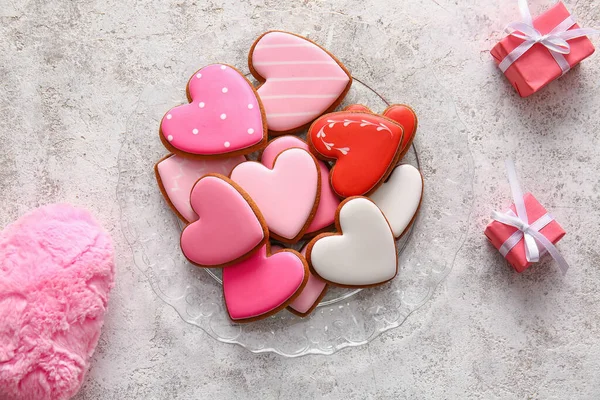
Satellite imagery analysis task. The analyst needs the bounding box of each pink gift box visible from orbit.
[491,2,595,97]
[484,193,565,273]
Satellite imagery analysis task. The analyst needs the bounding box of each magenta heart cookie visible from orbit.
[0,204,114,400]
[249,31,352,134]
[160,64,267,157]
[222,245,307,322]
[261,135,339,235]
[180,174,268,267]
[230,148,320,243]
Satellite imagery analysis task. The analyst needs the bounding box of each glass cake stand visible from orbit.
[118,42,473,357]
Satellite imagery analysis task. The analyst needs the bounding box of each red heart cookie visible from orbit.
[344,104,418,161]
[308,111,405,198]
[222,245,308,322]
[249,31,352,134]
[160,64,267,158]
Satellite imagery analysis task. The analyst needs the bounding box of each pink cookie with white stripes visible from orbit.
[249,31,352,135]
[160,64,267,158]
[155,154,245,222]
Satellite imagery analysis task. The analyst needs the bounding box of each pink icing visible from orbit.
[251,32,351,132]
[230,148,319,241]
[156,154,245,222]
[161,64,264,155]
[261,136,339,233]
[288,245,327,315]
[180,176,265,266]
[222,245,306,320]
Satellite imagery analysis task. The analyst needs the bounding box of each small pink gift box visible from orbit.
[491,1,596,97]
[485,192,565,273]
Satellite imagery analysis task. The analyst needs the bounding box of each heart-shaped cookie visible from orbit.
[370,164,424,239]
[344,104,418,161]
[249,31,352,134]
[180,174,268,267]
[261,136,339,235]
[230,148,320,243]
[287,245,328,317]
[0,204,114,400]
[308,111,405,198]
[382,105,418,159]
[155,153,245,222]
[307,197,397,288]
[160,64,267,157]
[223,245,308,322]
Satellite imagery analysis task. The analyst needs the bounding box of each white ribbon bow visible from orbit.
[498,0,599,74]
[492,159,569,275]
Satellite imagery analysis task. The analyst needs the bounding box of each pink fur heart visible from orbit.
[180,174,268,267]
[0,204,114,400]
[230,148,320,243]
[160,63,267,157]
[222,245,307,322]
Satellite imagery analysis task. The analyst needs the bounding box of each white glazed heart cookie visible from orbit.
[370,164,423,239]
[306,197,397,288]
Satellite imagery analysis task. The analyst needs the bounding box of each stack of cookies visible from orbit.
[154,31,424,322]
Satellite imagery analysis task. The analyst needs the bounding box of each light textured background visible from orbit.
[1,0,599,398]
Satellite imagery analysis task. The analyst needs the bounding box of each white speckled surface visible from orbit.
[1,0,599,398]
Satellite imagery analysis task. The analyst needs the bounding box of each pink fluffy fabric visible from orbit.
[0,204,115,400]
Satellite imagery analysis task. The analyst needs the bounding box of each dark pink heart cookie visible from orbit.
[160,64,267,157]
[222,245,307,322]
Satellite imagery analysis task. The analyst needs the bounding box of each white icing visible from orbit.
[198,102,205,108]
[370,165,423,238]
[248,104,253,109]
[220,113,227,120]
[196,73,202,79]
[221,65,227,70]
[166,114,172,120]
[192,128,198,135]
[167,135,173,141]
[247,128,254,134]
[224,141,231,148]
[310,198,396,286]
[222,87,228,93]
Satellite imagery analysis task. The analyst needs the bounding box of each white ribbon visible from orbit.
[499,0,599,75]
[492,159,569,275]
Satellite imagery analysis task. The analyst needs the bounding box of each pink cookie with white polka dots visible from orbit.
[160,64,267,158]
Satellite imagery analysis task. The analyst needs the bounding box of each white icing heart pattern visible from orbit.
[370,164,423,239]
[307,197,397,287]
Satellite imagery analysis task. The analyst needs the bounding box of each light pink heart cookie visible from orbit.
[249,31,352,134]
[270,245,327,317]
[160,64,267,157]
[0,204,114,400]
[223,245,307,322]
[261,136,339,235]
[180,175,268,267]
[230,148,320,243]
[155,153,245,222]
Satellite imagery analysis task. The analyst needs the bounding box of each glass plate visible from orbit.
[117,36,473,358]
